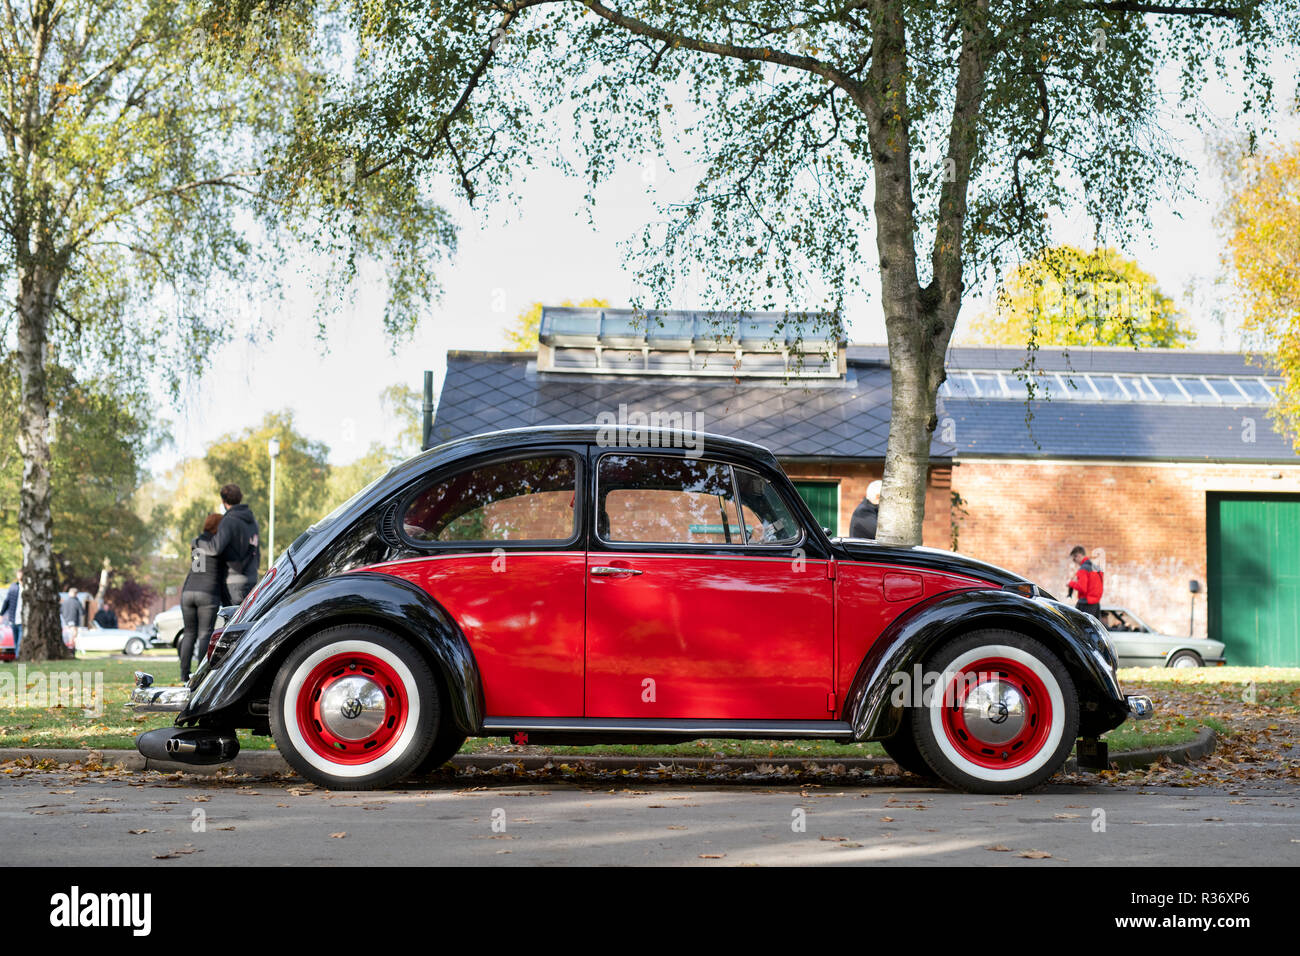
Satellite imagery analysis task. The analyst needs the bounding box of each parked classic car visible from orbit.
[133,425,1152,793]
[71,623,151,656]
[149,604,184,648]
[1097,606,1226,668]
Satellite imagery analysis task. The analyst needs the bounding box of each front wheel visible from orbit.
[913,630,1078,794]
[1167,650,1202,668]
[270,625,438,790]
[124,636,146,657]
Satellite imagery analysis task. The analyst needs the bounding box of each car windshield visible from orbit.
[1100,609,1143,632]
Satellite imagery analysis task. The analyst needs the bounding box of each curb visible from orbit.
[1085,725,1217,773]
[0,729,1217,779]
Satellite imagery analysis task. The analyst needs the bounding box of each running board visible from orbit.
[481,717,855,740]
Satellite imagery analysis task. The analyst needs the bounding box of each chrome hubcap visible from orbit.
[318,675,387,740]
[962,679,1026,745]
[1173,656,1197,668]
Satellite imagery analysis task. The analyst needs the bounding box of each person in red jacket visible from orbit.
[1067,545,1104,617]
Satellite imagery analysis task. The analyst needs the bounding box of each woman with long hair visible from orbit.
[179,513,228,682]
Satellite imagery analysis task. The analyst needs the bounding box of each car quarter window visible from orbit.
[598,455,744,545]
[402,455,577,543]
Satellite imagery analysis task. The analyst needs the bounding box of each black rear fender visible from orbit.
[179,572,484,735]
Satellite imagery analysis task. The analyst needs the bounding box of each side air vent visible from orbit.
[378,500,404,547]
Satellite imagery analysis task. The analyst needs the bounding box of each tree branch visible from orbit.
[928,0,989,342]
[1011,67,1050,233]
[580,1,867,100]
[1080,1,1258,17]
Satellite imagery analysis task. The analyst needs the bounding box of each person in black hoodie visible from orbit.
[180,513,229,682]
[214,483,261,604]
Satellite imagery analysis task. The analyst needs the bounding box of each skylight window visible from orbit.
[938,370,1279,406]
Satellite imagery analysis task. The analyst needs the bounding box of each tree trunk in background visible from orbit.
[861,0,936,547]
[14,260,71,661]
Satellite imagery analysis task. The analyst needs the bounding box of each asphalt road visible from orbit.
[2,768,1298,865]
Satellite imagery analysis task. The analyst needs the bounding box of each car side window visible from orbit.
[733,467,802,545]
[598,455,744,545]
[402,455,577,543]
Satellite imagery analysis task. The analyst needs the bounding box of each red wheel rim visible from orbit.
[940,656,1053,770]
[295,652,409,765]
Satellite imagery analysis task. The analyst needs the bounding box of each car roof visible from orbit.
[388,424,782,492]
[424,423,776,461]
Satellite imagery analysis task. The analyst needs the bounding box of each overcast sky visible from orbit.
[148,59,1300,477]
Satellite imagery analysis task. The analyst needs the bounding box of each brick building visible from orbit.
[430,307,1300,666]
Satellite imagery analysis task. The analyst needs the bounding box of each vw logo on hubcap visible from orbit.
[319,675,386,740]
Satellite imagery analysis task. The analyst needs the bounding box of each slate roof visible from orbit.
[431,351,953,461]
[431,346,1300,464]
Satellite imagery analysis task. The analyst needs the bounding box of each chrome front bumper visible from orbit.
[129,672,191,713]
[1126,695,1154,720]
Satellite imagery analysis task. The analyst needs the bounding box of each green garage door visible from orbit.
[1208,493,1300,666]
[793,481,840,536]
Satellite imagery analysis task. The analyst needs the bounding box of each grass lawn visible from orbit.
[3,657,1292,760]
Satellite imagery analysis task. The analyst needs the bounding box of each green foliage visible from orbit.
[965,246,1195,348]
[378,383,424,458]
[220,1,1296,318]
[0,0,454,379]
[202,411,332,570]
[1219,139,1300,450]
[0,358,162,582]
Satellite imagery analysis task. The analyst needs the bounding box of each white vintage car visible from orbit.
[149,604,184,648]
[70,624,151,656]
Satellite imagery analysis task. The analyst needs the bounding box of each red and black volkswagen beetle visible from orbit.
[135,425,1151,793]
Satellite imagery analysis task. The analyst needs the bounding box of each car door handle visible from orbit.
[590,566,644,576]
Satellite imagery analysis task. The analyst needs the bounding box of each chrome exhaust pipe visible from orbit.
[138,727,240,766]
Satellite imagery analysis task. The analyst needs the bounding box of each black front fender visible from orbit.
[843,589,1127,741]
[179,572,484,735]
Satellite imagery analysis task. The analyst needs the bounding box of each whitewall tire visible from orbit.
[913,630,1078,794]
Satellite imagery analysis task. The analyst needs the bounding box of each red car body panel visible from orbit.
[371,554,989,724]
[833,563,991,702]
[371,552,586,717]
[583,553,834,720]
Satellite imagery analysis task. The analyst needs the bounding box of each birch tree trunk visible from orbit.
[14,259,71,661]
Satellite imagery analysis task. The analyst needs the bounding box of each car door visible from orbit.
[584,451,834,720]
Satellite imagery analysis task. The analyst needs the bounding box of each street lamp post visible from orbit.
[268,437,280,566]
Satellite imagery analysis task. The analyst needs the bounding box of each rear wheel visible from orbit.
[270,625,437,790]
[124,636,146,657]
[1167,650,1202,668]
[412,721,468,776]
[913,629,1078,794]
[881,712,934,778]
